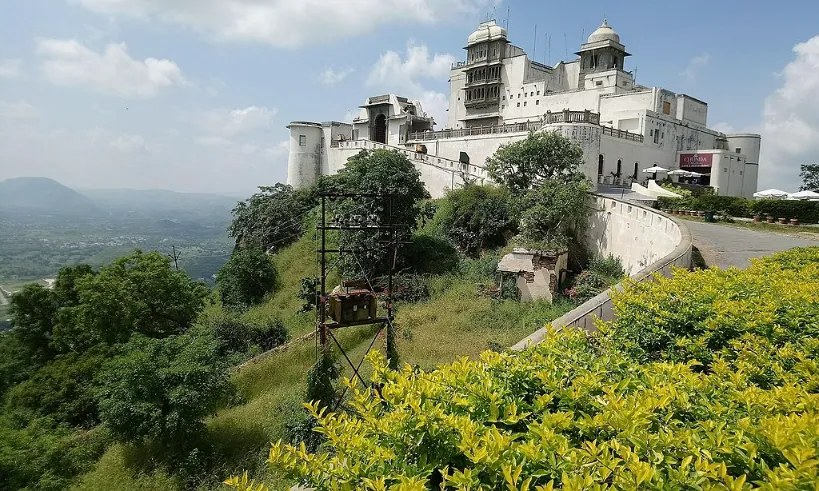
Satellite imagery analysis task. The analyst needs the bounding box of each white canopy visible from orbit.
[753,189,789,199]
[788,190,819,200]
[667,169,688,176]
[686,171,704,177]
[642,166,668,173]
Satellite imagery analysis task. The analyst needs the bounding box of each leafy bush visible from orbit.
[5,346,110,428]
[658,195,751,217]
[251,319,289,351]
[750,199,819,223]
[250,330,819,490]
[587,254,625,280]
[432,184,518,257]
[297,277,319,312]
[388,274,430,303]
[217,248,279,311]
[0,418,109,491]
[565,270,609,303]
[96,333,234,449]
[603,247,819,372]
[399,234,459,275]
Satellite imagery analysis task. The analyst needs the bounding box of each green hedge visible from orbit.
[750,200,819,223]
[658,196,819,223]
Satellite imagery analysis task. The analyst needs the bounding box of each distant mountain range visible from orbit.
[0,177,100,216]
[0,177,242,220]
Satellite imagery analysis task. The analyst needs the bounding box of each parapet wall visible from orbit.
[512,195,692,349]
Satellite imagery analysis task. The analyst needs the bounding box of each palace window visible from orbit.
[299,135,307,146]
[536,100,540,105]
[517,102,520,107]
[735,147,742,154]
[524,101,527,107]
[663,101,671,115]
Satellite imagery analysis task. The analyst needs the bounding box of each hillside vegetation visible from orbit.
[0,177,99,216]
[1,135,613,490]
[243,247,819,490]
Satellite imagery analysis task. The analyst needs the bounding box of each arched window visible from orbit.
[633,162,639,179]
[616,159,622,176]
[598,154,604,176]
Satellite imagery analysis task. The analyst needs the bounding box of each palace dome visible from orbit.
[467,20,508,45]
[587,19,620,44]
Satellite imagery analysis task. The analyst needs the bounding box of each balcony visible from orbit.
[464,76,502,88]
[544,110,601,125]
[464,96,500,109]
[601,125,643,143]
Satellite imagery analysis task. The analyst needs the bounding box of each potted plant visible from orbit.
[778,217,788,224]
[766,215,775,223]
[753,214,761,223]
[790,218,800,226]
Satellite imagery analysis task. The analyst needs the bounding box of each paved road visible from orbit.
[684,220,819,269]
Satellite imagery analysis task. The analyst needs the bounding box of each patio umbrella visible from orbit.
[686,171,704,177]
[788,190,819,200]
[642,165,668,181]
[667,169,689,176]
[753,189,789,199]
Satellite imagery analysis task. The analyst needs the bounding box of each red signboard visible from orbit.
[679,153,713,168]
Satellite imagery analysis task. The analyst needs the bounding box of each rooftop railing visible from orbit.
[601,125,643,143]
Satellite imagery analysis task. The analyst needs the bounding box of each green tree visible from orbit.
[229,183,317,253]
[486,131,586,194]
[800,163,819,191]
[96,333,233,447]
[519,174,591,246]
[52,250,208,352]
[216,248,278,311]
[8,284,59,364]
[326,149,429,279]
[433,184,518,257]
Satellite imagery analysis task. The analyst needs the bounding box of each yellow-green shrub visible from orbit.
[232,329,819,490]
[601,247,819,379]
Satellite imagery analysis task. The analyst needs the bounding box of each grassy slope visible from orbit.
[73,234,571,490]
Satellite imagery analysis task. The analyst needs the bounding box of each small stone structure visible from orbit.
[497,248,569,303]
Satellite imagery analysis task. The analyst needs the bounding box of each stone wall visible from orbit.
[512,194,692,349]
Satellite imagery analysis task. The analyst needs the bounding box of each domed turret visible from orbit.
[587,19,620,44]
[467,20,507,46]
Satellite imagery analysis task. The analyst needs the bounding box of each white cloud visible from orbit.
[109,133,147,152]
[195,135,231,147]
[680,53,710,82]
[319,66,354,86]
[0,59,21,78]
[202,105,277,138]
[36,38,186,98]
[0,100,39,120]
[367,42,456,92]
[758,35,819,191]
[73,0,497,47]
[366,42,455,125]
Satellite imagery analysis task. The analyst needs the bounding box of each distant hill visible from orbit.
[0,177,100,216]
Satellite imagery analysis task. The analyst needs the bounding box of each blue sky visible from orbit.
[1,0,818,193]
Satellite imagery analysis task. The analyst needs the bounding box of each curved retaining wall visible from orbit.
[512,195,692,350]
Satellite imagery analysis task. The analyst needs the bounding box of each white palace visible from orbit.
[287,20,760,199]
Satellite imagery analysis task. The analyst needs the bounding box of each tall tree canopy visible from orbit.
[486,131,586,194]
[96,333,233,447]
[800,163,819,191]
[53,250,209,352]
[325,149,429,279]
[229,183,317,253]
